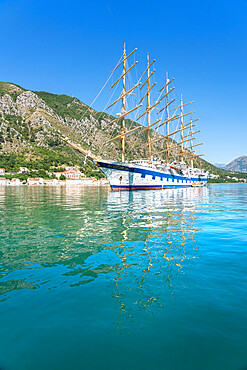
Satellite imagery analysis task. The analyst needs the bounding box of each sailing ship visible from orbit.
[95,44,208,190]
[66,44,209,190]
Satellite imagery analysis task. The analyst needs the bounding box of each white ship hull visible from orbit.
[96,160,208,191]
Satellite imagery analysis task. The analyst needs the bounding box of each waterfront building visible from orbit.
[55,172,64,179]
[27,178,44,185]
[0,177,7,185]
[44,179,59,185]
[64,169,83,179]
[80,177,98,185]
[10,178,21,186]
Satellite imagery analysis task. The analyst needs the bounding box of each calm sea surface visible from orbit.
[0,184,247,370]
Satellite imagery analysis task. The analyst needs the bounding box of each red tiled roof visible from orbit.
[27,178,43,181]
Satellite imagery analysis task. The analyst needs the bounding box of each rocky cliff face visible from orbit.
[0,90,59,150]
[224,156,247,173]
[0,93,21,115]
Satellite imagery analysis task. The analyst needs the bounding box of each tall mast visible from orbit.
[137,78,195,155]
[169,98,193,162]
[105,44,142,157]
[140,100,195,157]
[121,43,127,162]
[180,95,184,162]
[166,73,170,163]
[190,118,194,168]
[136,56,163,160]
[181,118,201,165]
[147,54,151,162]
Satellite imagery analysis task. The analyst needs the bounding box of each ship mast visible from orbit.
[178,96,194,162]
[121,44,127,162]
[139,84,195,160]
[180,95,184,161]
[167,98,194,162]
[136,73,177,159]
[147,54,152,162]
[165,74,170,163]
[182,118,204,165]
[136,55,163,161]
[105,46,203,165]
[190,118,193,168]
[104,44,142,160]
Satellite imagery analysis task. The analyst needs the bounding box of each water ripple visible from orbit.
[0,184,247,370]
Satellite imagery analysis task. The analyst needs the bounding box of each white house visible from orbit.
[27,178,44,186]
[209,174,220,179]
[0,168,5,175]
[64,169,82,179]
[0,177,7,185]
[44,179,58,186]
[65,166,79,172]
[10,178,21,186]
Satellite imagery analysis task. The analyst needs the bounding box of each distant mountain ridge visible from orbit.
[224,156,247,173]
[214,163,226,169]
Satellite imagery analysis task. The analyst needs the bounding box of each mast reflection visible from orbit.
[0,186,209,317]
[102,187,208,325]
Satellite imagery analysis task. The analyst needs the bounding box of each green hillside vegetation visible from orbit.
[34,91,90,120]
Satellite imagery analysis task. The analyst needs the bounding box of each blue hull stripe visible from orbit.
[97,161,208,183]
[111,185,195,191]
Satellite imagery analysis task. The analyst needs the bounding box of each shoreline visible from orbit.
[0,178,110,186]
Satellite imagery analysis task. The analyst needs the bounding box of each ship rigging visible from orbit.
[64,43,209,190]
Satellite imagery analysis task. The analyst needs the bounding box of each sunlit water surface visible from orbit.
[0,184,247,370]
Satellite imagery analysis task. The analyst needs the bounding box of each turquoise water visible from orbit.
[0,184,247,370]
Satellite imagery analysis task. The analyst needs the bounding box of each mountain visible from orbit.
[0,81,246,182]
[224,156,247,173]
[214,163,226,169]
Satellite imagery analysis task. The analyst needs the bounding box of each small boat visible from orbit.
[192,181,205,187]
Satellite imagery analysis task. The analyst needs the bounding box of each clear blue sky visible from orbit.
[0,0,246,164]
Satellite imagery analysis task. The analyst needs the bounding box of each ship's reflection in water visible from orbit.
[0,186,209,321]
[100,187,208,323]
[1,185,247,370]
